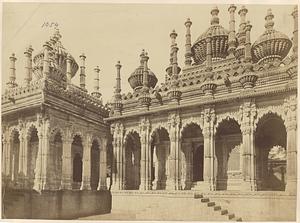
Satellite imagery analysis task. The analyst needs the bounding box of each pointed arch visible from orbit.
[26,125,39,189]
[124,130,141,190]
[215,117,242,190]
[90,138,100,190]
[255,112,287,191]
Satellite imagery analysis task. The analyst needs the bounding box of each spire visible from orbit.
[184,18,193,66]
[66,53,72,84]
[114,61,122,115]
[142,51,149,88]
[169,29,177,65]
[206,32,212,71]
[265,9,274,31]
[91,66,101,98]
[228,4,237,57]
[238,5,248,32]
[140,49,145,65]
[167,29,182,104]
[172,43,179,75]
[7,53,17,88]
[115,61,122,94]
[79,53,86,89]
[244,21,253,62]
[42,41,52,78]
[24,45,34,85]
[291,6,298,57]
[170,29,179,75]
[210,6,220,25]
[237,5,248,46]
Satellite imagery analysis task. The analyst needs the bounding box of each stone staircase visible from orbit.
[131,192,243,221]
[194,193,242,221]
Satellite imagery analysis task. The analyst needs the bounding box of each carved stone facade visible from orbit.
[2,29,110,193]
[107,5,297,193]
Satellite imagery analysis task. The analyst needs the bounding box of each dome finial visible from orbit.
[265,8,275,30]
[211,6,220,25]
[140,49,145,65]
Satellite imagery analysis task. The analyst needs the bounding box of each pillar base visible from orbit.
[165,179,176,190]
[61,179,72,190]
[97,184,107,190]
[191,181,214,191]
[240,179,257,191]
[286,180,297,194]
[80,182,91,190]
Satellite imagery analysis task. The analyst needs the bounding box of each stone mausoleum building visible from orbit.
[107,5,298,193]
[1,3,298,221]
[2,29,111,219]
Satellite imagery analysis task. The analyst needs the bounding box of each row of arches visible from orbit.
[122,113,287,191]
[6,127,103,190]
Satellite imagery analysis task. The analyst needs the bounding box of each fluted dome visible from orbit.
[128,51,158,91]
[192,7,229,65]
[33,29,79,82]
[252,9,292,64]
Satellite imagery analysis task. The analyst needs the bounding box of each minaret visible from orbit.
[184,18,192,66]
[79,53,86,89]
[66,53,72,84]
[244,21,252,62]
[172,43,179,75]
[7,53,17,88]
[169,29,177,70]
[24,45,34,85]
[139,51,151,109]
[206,33,212,71]
[237,5,248,45]
[167,30,182,104]
[291,6,298,58]
[92,66,101,98]
[228,4,237,57]
[42,41,52,78]
[114,61,122,115]
[91,66,101,98]
[142,52,149,89]
[239,20,258,89]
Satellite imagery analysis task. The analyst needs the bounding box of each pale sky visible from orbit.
[2,2,296,103]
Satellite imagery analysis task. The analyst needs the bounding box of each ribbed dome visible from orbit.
[128,50,158,91]
[32,29,79,82]
[252,9,292,64]
[192,7,229,64]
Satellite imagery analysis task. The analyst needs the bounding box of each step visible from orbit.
[194,194,203,199]
[228,213,235,220]
[201,198,209,202]
[221,209,228,215]
[207,201,215,207]
[214,205,221,211]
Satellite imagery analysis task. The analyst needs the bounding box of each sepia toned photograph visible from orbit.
[1,1,298,221]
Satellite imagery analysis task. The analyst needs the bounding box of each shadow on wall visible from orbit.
[2,188,112,219]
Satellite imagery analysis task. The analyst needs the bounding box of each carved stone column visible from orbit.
[111,123,124,190]
[166,112,181,190]
[285,96,297,193]
[61,135,72,190]
[2,127,10,183]
[98,136,107,190]
[33,118,50,191]
[202,107,216,191]
[81,135,91,190]
[139,117,151,190]
[18,126,29,189]
[241,100,257,191]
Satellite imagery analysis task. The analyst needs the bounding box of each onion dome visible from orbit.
[32,29,79,82]
[252,9,292,64]
[191,6,229,65]
[128,50,158,91]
